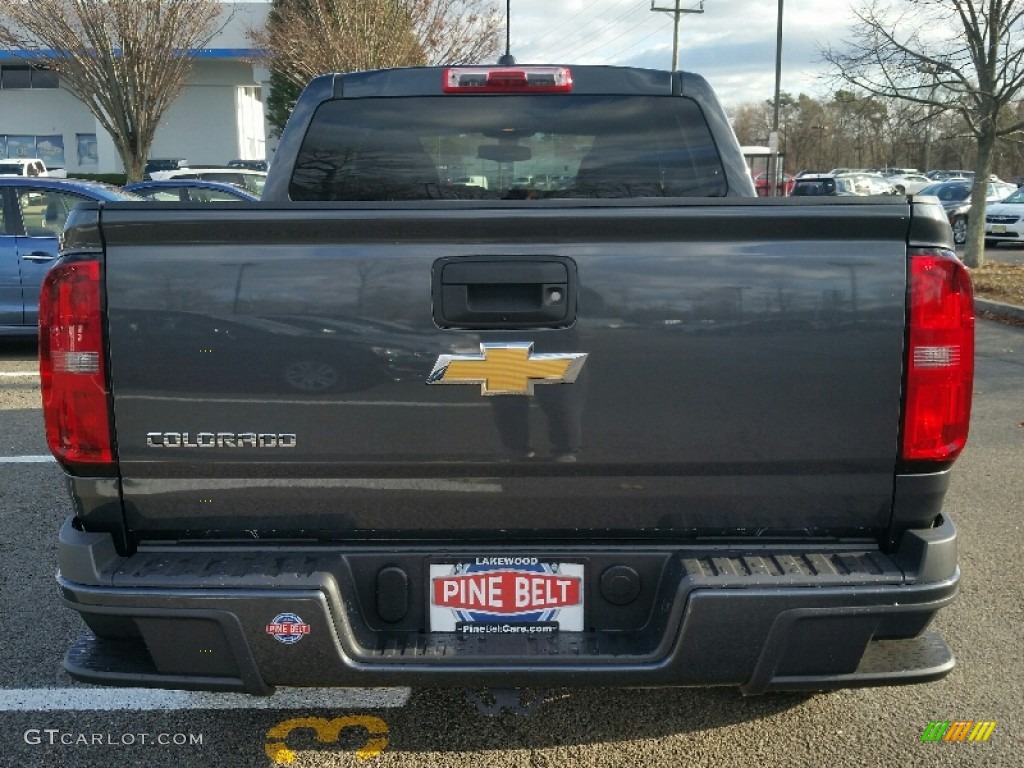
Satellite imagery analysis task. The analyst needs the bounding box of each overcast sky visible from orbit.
[508,0,858,107]
[230,0,859,109]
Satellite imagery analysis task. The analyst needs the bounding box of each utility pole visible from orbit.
[650,1,705,71]
[767,0,784,196]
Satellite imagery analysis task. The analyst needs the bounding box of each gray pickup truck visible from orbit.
[46,65,974,698]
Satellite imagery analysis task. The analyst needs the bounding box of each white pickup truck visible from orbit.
[0,157,66,178]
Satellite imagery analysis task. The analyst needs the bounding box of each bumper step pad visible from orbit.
[65,633,266,693]
[757,631,954,693]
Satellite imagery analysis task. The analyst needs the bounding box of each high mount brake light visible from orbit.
[901,250,974,463]
[443,66,573,93]
[39,259,114,468]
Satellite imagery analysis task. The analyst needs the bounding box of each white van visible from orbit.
[0,157,65,178]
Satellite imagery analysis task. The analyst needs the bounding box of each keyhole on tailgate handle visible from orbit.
[547,288,563,304]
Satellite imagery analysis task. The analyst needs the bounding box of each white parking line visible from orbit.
[0,456,55,463]
[0,687,411,711]
[0,371,39,377]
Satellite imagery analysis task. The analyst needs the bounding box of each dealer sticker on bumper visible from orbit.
[429,559,584,632]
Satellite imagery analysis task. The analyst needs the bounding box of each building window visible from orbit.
[37,135,65,167]
[1,135,66,168]
[77,134,98,166]
[1,65,31,89]
[32,67,59,88]
[0,64,59,89]
[3,135,37,159]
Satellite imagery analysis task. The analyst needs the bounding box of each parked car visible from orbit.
[983,185,1024,246]
[1,177,140,338]
[886,173,932,195]
[753,172,795,196]
[150,167,267,196]
[124,179,260,202]
[143,158,188,179]
[0,157,66,178]
[918,179,1018,244]
[917,180,972,204]
[788,174,857,196]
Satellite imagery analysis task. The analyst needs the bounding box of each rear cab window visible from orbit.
[289,94,728,201]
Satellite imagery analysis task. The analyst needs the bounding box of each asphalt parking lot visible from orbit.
[1,321,1022,767]
[986,247,1024,266]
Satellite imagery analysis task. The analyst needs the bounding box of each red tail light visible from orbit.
[38,259,113,468]
[902,250,974,462]
[443,66,573,93]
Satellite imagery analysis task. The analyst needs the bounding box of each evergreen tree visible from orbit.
[267,68,303,138]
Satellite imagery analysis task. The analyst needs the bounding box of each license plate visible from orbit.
[993,225,1007,233]
[429,560,584,632]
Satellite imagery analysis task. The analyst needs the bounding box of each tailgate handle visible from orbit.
[433,256,577,329]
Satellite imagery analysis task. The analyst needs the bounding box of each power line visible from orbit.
[524,0,634,50]
[562,12,659,62]
[555,4,655,62]
[603,23,669,64]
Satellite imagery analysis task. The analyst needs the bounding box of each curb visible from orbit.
[975,297,1024,325]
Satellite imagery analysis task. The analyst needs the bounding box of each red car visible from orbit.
[753,172,795,196]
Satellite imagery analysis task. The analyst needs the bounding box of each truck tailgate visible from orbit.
[101,200,909,539]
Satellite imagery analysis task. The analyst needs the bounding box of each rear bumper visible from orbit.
[984,229,1024,241]
[57,515,959,694]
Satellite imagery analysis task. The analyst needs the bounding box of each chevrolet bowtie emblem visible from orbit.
[427,342,588,396]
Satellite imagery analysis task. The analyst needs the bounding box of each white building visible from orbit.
[0,1,271,175]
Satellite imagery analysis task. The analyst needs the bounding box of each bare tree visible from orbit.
[0,0,224,182]
[732,88,992,178]
[251,0,503,92]
[822,0,1024,267]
